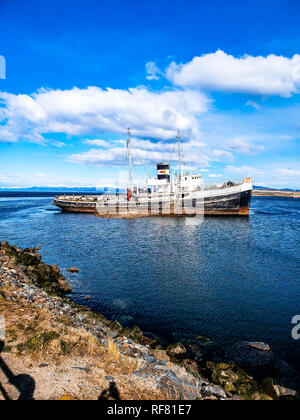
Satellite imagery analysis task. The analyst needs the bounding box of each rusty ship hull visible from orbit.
[53,188,253,217]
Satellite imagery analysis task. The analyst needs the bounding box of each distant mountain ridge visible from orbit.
[253,185,297,192]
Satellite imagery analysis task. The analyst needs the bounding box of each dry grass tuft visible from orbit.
[107,340,120,362]
[86,335,101,356]
[105,340,140,375]
[0,295,154,399]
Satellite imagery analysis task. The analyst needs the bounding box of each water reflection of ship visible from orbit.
[54,129,253,217]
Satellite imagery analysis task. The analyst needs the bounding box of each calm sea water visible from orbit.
[0,193,299,370]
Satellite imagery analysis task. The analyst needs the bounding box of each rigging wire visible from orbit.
[130,140,152,180]
[125,131,189,186]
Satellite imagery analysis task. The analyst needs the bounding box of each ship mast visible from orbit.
[176,129,182,182]
[127,127,133,193]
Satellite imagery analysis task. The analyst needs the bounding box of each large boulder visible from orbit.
[58,279,72,294]
[166,343,187,358]
[206,361,262,400]
[122,325,157,347]
[257,377,298,400]
[273,384,298,399]
[226,341,274,371]
[181,359,200,378]
[67,267,80,273]
[110,320,123,334]
[123,325,144,341]
[153,349,170,363]
[247,342,271,352]
[196,336,211,345]
[52,264,60,274]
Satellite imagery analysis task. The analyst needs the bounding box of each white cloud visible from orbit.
[52,141,66,148]
[84,139,110,147]
[68,134,235,169]
[0,169,104,188]
[68,140,204,167]
[246,100,261,110]
[68,147,126,166]
[225,165,265,176]
[208,173,222,178]
[211,149,233,160]
[268,167,300,188]
[224,137,266,155]
[0,126,17,143]
[272,168,300,178]
[0,86,210,145]
[145,62,162,80]
[166,50,300,96]
[222,164,300,188]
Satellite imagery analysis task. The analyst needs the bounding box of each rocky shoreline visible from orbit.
[0,241,298,400]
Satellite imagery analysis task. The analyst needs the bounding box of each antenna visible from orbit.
[127,127,133,192]
[176,128,182,181]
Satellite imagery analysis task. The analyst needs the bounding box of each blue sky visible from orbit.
[0,0,300,188]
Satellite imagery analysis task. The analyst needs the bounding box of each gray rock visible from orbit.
[76,314,88,322]
[181,359,200,377]
[166,343,187,357]
[273,384,297,398]
[39,363,48,368]
[143,355,157,364]
[227,342,274,369]
[62,304,71,313]
[247,342,271,352]
[71,366,91,373]
[201,383,227,399]
[104,376,115,382]
[134,366,159,379]
[107,331,119,339]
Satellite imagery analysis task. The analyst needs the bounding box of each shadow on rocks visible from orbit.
[0,341,35,400]
[98,381,121,400]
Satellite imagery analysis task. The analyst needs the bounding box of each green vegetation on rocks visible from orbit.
[0,242,71,296]
[123,325,157,347]
[206,361,260,400]
[166,343,187,358]
[205,361,298,400]
[17,331,60,353]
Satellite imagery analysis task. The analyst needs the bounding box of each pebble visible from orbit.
[104,376,115,382]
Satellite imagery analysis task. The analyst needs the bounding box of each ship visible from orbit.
[53,129,253,217]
